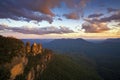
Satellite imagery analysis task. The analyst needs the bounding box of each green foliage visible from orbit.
[44,39,120,80]
[42,54,101,80]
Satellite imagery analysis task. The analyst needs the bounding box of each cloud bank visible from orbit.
[82,22,110,33]
[88,13,103,18]
[0,0,90,22]
[0,25,74,35]
[82,9,120,33]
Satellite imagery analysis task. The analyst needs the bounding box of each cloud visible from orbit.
[63,0,90,20]
[88,13,103,18]
[58,18,62,21]
[117,23,120,26]
[0,25,74,35]
[79,0,90,8]
[85,11,120,23]
[0,0,57,23]
[82,22,110,33]
[0,0,90,22]
[63,12,80,20]
[100,11,120,22]
[114,23,120,27]
[107,8,120,13]
[82,10,120,33]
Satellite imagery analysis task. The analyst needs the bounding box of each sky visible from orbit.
[0,0,120,39]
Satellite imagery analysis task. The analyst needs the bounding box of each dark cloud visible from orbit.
[63,0,89,20]
[100,11,120,22]
[82,22,110,33]
[85,11,120,23]
[0,25,74,35]
[118,23,120,26]
[63,12,80,20]
[0,0,56,23]
[58,18,62,21]
[107,8,119,13]
[0,0,90,22]
[88,13,103,18]
[82,11,120,33]
[0,0,51,23]
[114,23,120,27]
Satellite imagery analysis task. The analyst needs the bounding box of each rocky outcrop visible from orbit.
[27,67,35,80]
[37,44,42,54]
[31,43,38,55]
[10,63,24,80]
[5,56,28,80]
[7,46,52,80]
[26,49,53,80]
[26,42,31,54]
[26,42,43,56]
[0,36,53,80]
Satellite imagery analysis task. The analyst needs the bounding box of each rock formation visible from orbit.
[26,67,35,80]
[26,42,43,56]
[37,44,42,54]
[26,42,31,54]
[0,36,53,80]
[31,43,38,56]
[7,56,28,80]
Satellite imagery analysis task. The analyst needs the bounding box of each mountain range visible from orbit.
[0,36,120,80]
[22,38,120,80]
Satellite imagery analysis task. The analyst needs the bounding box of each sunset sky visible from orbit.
[0,0,120,39]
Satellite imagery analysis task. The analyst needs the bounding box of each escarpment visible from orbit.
[0,35,53,80]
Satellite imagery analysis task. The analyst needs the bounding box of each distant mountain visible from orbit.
[50,38,89,44]
[103,38,120,43]
[43,38,120,80]
[43,38,92,54]
[1,36,120,80]
[86,39,105,43]
[0,36,103,80]
[43,38,120,55]
[21,39,53,45]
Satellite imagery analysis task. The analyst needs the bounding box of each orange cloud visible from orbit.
[63,12,80,20]
[0,24,74,35]
[38,0,61,16]
[79,0,90,7]
[82,22,110,33]
[39,7,54,16]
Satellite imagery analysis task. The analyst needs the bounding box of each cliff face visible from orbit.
[10,56,28,80]
[0,36,53,80]
[24,48,52,80]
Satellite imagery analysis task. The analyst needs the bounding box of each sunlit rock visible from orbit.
[10,63,24,80]
[26,67,35,80]
[31,43,38,56]
[37,44,42,54]
[36,64,41,72]
[9,56,28,80]
[26,42,31,54]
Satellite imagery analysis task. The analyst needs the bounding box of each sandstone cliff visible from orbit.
[0,35,53,80]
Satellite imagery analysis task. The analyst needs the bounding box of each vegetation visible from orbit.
[44,38,120,80]
[42,54,101,80]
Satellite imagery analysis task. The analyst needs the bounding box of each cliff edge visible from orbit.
[0,35,53,80]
